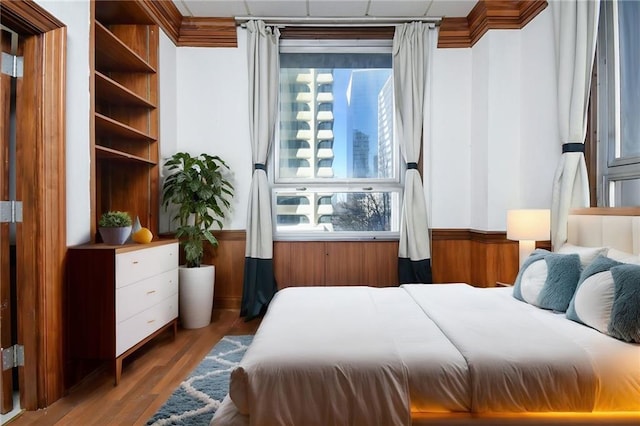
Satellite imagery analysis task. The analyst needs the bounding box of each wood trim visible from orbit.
[432,228,528,243]
[570,207,640,216]
[15,27,67,409]
[0,0,64,34]
[213,230,247,241]
[3,0,67,410]
[177,17,237,47]
[89,0,97,242]
[213,296,242,309]
[160,230,247,241]
[40,25,67,408]
[438,0,548,48]
[431,228,471,241]
[134,0,546,49]
[1,30,13,415]
[137,0,238,48]
[139,0,182,44]
[469,230,515,243]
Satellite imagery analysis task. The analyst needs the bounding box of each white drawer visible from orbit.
[115,294,178,357]
[116,268,178,323]
[116,243,178,288]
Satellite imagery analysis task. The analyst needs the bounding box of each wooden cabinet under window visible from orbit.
[92,1,159,237]
[274,241,399,288]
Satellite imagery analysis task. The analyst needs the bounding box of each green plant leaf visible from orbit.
[161,152,234,267]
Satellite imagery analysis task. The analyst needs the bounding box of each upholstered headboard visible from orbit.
[567,208,640,255]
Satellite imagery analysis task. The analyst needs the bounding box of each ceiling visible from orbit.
[172,0,478,19]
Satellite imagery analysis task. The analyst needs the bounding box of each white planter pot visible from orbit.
[179,265,215,329]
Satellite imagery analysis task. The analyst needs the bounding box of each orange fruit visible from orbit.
[132,227,153,244]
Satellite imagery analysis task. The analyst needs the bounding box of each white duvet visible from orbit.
[213,284,640,426]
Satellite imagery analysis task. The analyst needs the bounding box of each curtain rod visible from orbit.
[235,16,441,28]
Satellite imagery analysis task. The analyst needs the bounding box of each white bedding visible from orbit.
[213,284,640,426]
[404,284,597,412]
[228,286,470,426]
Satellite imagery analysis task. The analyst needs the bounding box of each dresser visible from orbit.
[67,240,179,385]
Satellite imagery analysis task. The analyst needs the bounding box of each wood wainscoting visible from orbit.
[431,229,520,287]
[274,240,400,288]
[203,229,528,310]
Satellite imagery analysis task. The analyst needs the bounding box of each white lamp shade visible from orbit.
[506,209,551,241]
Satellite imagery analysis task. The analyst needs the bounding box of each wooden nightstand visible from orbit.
[496,281,513,287]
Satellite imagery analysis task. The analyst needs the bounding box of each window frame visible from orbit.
[597,0,640,207]
[271,38,403,241]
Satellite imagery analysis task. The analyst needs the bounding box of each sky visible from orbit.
[331,69,351,178]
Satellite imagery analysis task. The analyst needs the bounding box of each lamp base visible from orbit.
[518,240,536,267]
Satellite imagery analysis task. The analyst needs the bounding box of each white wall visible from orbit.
[466,30,524,231]
[159,30,179,233]
[35,0,91,246]
[170,18,559,233]
[175,29,251,231]
[34,2,559,241]
[469,36,490,230]
[429,48,472,229]
[519,8,560,211]
[429,8,559,231]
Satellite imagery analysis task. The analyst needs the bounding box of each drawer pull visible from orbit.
[132,261,139,265]
[147,319,155,324]
[146,290,156,295]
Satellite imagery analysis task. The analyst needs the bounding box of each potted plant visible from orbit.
[98,211,132,245]
[162,152,234,329]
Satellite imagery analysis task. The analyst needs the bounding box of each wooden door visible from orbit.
[0,28,16,415]
[0,1,66,410]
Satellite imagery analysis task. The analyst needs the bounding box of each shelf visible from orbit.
[95,113,156,142]
[95,145,156,165]
[91,1,160,239]
[95,1,155,25]
[95,72,156,108]
[95,22,156,73]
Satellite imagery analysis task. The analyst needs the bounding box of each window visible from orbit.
[597,0,640,207]
[273,39,401,239]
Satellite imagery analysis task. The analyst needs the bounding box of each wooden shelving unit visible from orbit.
[95,145,157,165]
[95,71,156,108]
[95,113,156,142]
[91,0,160,239]
[95,21,156,73]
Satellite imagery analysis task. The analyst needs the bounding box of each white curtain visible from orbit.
[241,20,280,319]
[550,0,600,248]
[393,22,437,283]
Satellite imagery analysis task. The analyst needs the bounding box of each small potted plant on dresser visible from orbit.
[162,152,234,329]
[98,211,132,245]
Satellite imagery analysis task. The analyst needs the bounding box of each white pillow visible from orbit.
[573,270,615,333]
[567,256,640,343]
[607,248,640,265]
[557,243,608,266]
[520,260,548,305]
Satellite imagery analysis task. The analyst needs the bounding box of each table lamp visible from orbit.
[507,209,551,267]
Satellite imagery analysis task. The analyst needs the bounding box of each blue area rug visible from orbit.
[147,335,253,425]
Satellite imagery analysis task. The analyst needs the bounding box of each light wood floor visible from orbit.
[9,309,261,426]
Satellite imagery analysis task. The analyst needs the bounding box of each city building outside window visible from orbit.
[597,0,640,207]
[273,39,401,239]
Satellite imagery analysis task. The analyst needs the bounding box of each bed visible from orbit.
[212,208,640,425]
